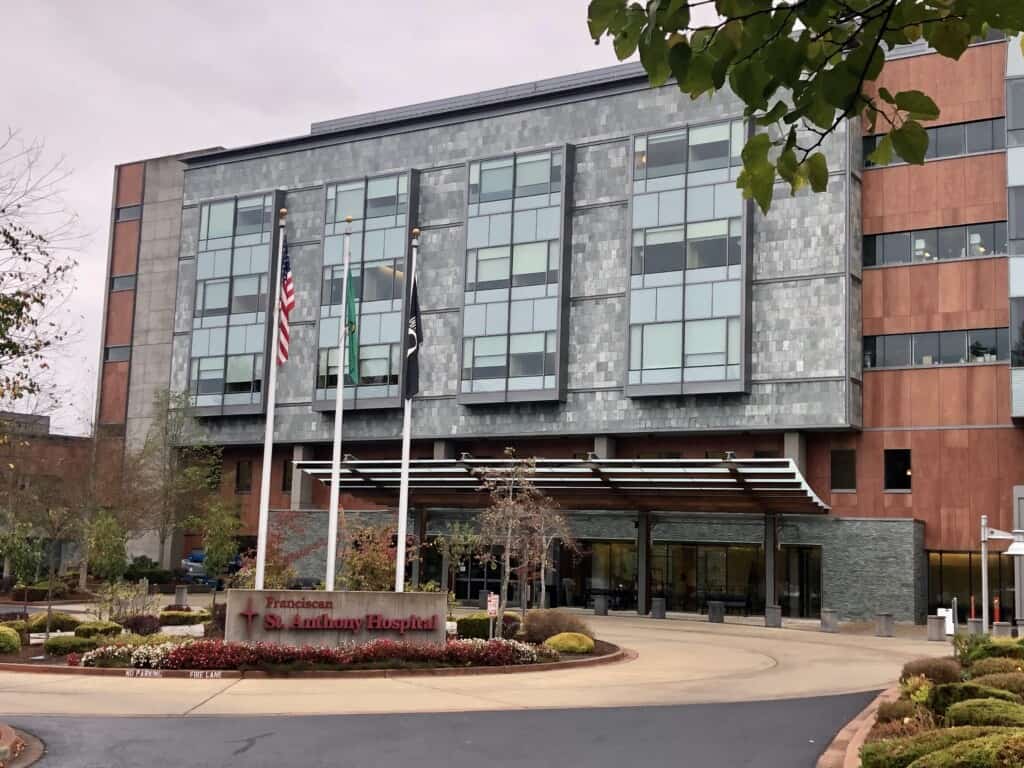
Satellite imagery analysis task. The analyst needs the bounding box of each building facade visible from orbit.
[96,36,1024,623]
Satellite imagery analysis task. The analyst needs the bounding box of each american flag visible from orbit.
[277,237,295,365]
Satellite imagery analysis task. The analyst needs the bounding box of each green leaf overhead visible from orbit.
[587,0,1024,210]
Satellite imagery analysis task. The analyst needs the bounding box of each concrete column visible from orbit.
[783,431,807,476]
[290,444,313,510]
[593,436,616,459]
[637,511,650,615]
[764,513,777,608]
[433,440,455,460]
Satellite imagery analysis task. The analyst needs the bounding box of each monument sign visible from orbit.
[225,589,447,646]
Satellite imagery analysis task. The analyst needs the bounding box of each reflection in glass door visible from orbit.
[776,545,821,618]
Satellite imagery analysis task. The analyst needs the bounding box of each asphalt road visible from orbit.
[9,692,875,768]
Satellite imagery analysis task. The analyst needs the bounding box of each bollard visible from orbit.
[967,617,984,636]
[875,612,894,638]
[707,601,725,623]
[820,608,839,633]
[593,594,608,616]
[927,615,946,642]
[174,584,189,608]
[765,605,782,628]
[478,590,489,610]
[993,621,1012,638]
[651,597,666,619]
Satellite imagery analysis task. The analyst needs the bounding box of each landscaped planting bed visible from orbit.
[861,636,1024,767]
[66,637,560,672]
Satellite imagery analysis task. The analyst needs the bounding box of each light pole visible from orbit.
[980,515,1024,630]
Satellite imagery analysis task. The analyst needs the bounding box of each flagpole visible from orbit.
[394,227,419,593]
[255,206,288,591]
[325,216,353,591]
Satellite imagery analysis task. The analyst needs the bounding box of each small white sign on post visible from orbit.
[937,607,955,636]
[487,593,499,618]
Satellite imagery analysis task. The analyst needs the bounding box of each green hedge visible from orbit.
[456,612,520,640]
[907,731,1024,767]
[0,620,28,637]
[969,672,1024,697]
[860,727,1010,768]
[969,657,1024,678]
[159,610,210,626]
[947,698,1024,727]
[43,635,97,656]
[544,632,595,654]
[966,639,1024,664]
[74,620,123,639]
[0,626,20,654]
[901,657,961,685]
[927,682,1021,716]
[27,611,81,632]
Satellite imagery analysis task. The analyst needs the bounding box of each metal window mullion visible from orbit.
[504,154,518,400]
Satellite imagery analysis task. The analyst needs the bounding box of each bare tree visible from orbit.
[136,390,221,567]
[476,449,558,626]
[0,128,81,407]
[432,520,479,599]
[525,500,575,611]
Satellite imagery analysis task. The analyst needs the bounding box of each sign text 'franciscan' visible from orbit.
[240,595,438,635]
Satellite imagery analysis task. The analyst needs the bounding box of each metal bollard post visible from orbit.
[875,612,894,638]
[927,615,946,641]
[764,605,782,628]
[820,608,839,633]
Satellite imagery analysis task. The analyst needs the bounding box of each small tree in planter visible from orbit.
[190,498,240,611]
[340,524,419,592]
[524,500,576,610]
[432,521,479,610]
[87,510,127,584]
[0,523,42,617]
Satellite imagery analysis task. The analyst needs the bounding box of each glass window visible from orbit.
[469,336,508,379]
[863,236,877,267]
[645,131,687,179]
[881,334,911,367]
[509,333,546,377]
[479,158,514,202]
[1013,298,1024,366]
[205,201,234,241]
[938,226,966,260]
[235,461,253,493]
[688,124,731,172]
[363,264,399,301]
[882,232,911,264]
[884,449,912,491]
[687,220,729,269]
[511,242,549,286]
[235,197,267,237]
[317,347,339,389]
[642,323,682,369]
[966,120,995,153]
[281,460,293,493]
[366,176,399,218]
[197,279,230,317]
[967,223,995,257]
[969,328,998,360]
[104,345,130,363]
[685,318,726,365]
[912,229,937,262]
[332,182,364,222]
[230,275,266,315]
[935,124,966,157]
[515,153,550,196]
[474,247,511,290]
[913,332,939,365]
[939,331,965,364]
[110,275,136,291]
[998,327,1010,361]
[641,227,685,273]
[1009,79,1024,132]
[830,449,856,491]
[115,205,141,222]
[864,336,877,368]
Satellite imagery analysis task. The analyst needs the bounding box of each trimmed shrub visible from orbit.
[0,620,28,639]
[159,609,211,626]
[970,672,1024,697]
[32,579,68,598]
[966,638,1024,664]
[74,620,123,639]
[901,658,962,685]
[947,698,1024,727]
[27,611,81,633]
[861,726,1010,768]
[544,632,595,654]
[119,614,161,636]
[908,732,1024,767]
[877,699,917,724]
[44,635,98,656]
[927,683,1021,716]
[456,612,520,640]
[0,626,20,654]
[521,610,593,644]
[970,657,1024,678]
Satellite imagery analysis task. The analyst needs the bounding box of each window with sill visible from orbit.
[863,117,1004,167]
[864,221,1007,267]
[315,172,414,407]
[235,460,253,494]
[460,148,569,400]
[864,328,1008,369]
[884,449,911,492]
[189,194,274,409]
[830,450,856,492]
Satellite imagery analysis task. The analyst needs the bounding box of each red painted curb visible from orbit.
[0,645,628,680]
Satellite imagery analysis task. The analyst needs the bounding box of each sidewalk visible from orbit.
[0,612,947,718]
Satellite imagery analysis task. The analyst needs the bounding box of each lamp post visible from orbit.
[980,515,1022,630]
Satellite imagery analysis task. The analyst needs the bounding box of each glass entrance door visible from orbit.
[776,545,822,618]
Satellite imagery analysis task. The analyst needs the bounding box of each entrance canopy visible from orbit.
[295,457,830,514]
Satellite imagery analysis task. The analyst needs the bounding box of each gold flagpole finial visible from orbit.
[412,227,421,238]
[278,207,288,222]
[345,215,353,223]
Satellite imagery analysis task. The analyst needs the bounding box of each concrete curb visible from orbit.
[0,722,25,767]
[816,686,899,768]
[0,645,629,680]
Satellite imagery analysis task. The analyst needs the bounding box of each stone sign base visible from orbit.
[225,589,447,646]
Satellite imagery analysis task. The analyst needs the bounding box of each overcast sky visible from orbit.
[4,1,643,434]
